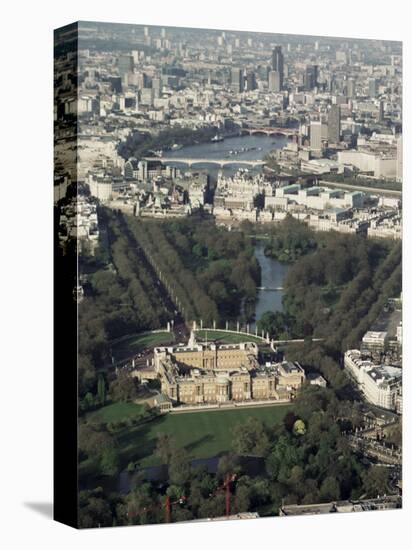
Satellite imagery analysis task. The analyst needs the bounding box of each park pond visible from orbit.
[253,241,290,327]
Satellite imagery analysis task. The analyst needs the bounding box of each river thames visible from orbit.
[165,134,287,177]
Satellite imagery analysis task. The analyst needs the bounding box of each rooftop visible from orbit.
[368,364,402,383]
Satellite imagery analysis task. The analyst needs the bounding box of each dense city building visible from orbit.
[54,23,402,243]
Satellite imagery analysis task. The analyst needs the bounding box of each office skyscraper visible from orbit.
[152,77,161,98]
[328,105,341,144]
[268,70,281,92]
[231,67,244,93]
[271,46,284,89]
[310,120,324,151]
[368,78,377,98]
[305,65,318,90]
[246,71,257,91]
[118,55,134,77]
[347,78,356,98]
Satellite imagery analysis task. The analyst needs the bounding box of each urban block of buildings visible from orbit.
[279,496,401,516]
[344,297,402,413]
[54,24,402,244]
[344,350,402,412]
[58,197,99,253]
[210,172,400,239]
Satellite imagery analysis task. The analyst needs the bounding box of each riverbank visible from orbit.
[118,125,220,160]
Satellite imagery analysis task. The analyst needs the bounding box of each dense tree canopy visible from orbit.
[281,229,401,353]
[232,417,271,456]
[125,215,261,324]
[75,212,401,528]
[78,385,399,527]
[79,488,114,528]
[264,215,318,262]
[109,370,140,403]
[78,208,173,400]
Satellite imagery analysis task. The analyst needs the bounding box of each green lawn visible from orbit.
[111,331,174,361]
[87,402,145,424]
[116,404,292,467]
[195,329,265,345]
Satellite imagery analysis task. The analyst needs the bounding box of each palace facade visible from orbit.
[153,333,305,406]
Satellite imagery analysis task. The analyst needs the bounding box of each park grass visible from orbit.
[111,331,175,361]
[194,329,265,345]
[116,404,292,468]
[87,402,145,424]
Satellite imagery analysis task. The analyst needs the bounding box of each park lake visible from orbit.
[253,241,289,326]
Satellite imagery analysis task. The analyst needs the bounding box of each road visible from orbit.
[347,434,401,465]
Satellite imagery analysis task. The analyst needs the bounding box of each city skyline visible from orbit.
[54,20,402,529]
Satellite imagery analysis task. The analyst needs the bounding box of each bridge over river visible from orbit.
[241,127,299,137]
[256,286,284,291]
[144,156,266,169]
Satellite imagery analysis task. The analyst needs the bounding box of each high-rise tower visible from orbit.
[328,105,341,144]
[231,67,244,93]
[271,46,284,90]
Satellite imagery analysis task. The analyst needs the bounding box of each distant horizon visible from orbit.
[56,20,402,47]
